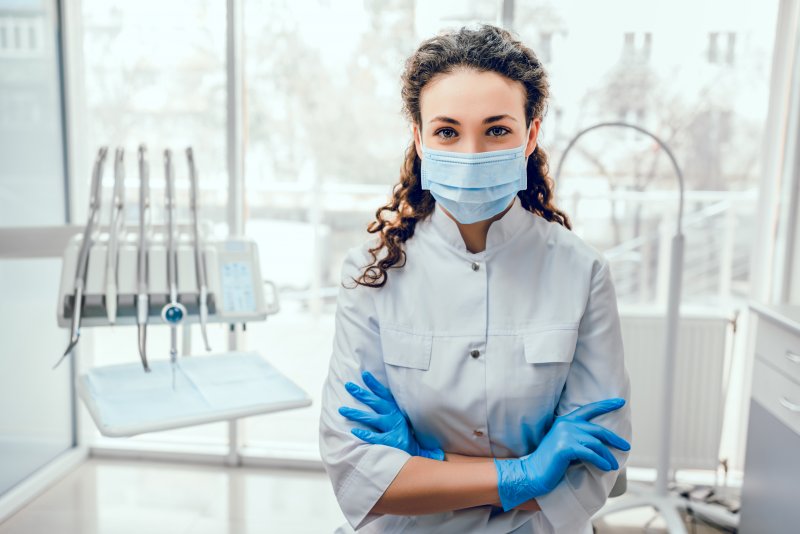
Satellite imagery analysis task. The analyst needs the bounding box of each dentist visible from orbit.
[319,23,632,534]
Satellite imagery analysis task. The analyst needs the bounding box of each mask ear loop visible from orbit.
[526,122,536,154]
[522,123,534,166]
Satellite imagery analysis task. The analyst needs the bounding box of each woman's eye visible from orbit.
[488,126,510,137]
[434,128,457,139]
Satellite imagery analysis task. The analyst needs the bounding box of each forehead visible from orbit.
[419,68,527,123]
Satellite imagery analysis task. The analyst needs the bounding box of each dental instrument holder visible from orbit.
[554,122,694,533]
[56,145,280,341]
[57,227,280,328]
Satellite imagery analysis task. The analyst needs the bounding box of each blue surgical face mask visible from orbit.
[420,127,531,224]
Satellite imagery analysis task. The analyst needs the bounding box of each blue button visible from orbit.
[164,305,184,323]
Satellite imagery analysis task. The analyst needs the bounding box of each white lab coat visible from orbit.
[319,196,632,533]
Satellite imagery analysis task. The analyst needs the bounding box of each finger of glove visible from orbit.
[350,427,389,445]
[345,382,392,414]
[338,406,389,432]
[420,447,445,461]
[579,435,620,470]
[362,371,396,403]
[572,420,631,451]
[564,398,626,422]
[570,443,613,471]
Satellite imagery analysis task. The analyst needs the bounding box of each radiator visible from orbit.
[619,308,734,471]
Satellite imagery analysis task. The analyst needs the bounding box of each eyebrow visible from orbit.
[428,114,518,125]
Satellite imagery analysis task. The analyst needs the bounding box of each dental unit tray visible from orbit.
[56,233,279,327]
[77,351,312,437]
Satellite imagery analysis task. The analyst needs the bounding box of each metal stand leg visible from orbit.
[591,480,738,532]
[226,323,241,467]
[182,322,192,356]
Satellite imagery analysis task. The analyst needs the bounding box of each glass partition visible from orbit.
[0,0,73,496]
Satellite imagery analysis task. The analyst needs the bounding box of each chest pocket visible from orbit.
[523,326,579,365]
[380,326,433,370]
[521,325,579,393]
[378,326,433,419]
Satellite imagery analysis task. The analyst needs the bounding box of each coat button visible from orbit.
[473,429,484,437]
[471,261,480,271]
[470,349,480,359]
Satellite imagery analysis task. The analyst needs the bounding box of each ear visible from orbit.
[413,123,423,160]
[526,118,542,158]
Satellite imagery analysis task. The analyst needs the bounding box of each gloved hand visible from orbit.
[494,398,631,511]
[339,370,445,460]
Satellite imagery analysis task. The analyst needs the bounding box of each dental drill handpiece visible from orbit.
[161,149,186,389]
[186,147,211,351]
[105,148,126,324]
[136,145,152,372]
[54,147,108,370]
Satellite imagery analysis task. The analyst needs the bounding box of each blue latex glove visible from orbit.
[338,370,445,461]
[494,398,631,511]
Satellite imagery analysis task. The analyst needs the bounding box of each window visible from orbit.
[70,0,780,456]
[0,5,65,226]
[79,0,228,232]
[516,1,776,305]
[0,0,73,497]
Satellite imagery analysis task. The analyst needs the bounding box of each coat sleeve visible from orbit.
[535,258,633,531]
[318,244,412,531]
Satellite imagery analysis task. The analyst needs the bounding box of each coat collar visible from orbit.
[426,195,530,256]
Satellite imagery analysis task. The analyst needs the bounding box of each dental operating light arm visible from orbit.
[548,120,682,530]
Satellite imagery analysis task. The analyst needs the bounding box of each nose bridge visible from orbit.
[463,131,483,153]
[467,137,484,153]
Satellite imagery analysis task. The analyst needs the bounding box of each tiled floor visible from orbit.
[0,458,732,533]
[593,507,731,533]
[0,458,348,534]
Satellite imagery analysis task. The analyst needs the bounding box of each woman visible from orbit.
[318,23,632,533]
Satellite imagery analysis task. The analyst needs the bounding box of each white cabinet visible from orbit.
[739,303,800,534]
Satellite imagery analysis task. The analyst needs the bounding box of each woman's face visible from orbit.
[413,68,541,159]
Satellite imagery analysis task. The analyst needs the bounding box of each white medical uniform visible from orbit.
[319,195,632,533]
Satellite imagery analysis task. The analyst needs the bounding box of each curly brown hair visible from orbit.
[351,23,571,289]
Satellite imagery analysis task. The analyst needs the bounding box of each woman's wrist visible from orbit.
[444,452,494,463]
[444,453,540,512]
